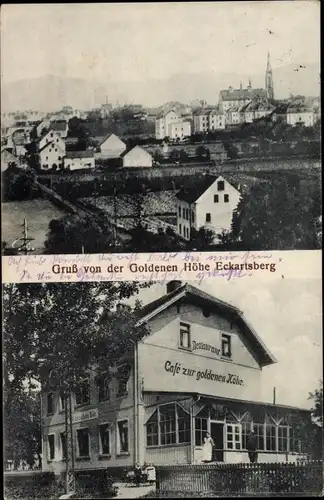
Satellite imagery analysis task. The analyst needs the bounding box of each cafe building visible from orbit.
[41,281,311,475]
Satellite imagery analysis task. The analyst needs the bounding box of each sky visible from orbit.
[1,1,320,85]
[128,275,322,410]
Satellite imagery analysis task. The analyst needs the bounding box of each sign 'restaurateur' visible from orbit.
[192,340,220,356]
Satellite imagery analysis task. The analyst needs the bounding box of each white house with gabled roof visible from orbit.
[99,134,127,158]
[176,175,241,242]
[121,145,153,168]
[41,280,310,477]
[38,130,66,153]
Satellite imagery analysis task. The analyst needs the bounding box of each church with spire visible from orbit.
[218,52,275,113]
[265,51,274,100]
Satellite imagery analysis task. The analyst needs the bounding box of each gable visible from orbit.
[196,176,240,204]
[126,146,152,159]
[101,134,126,150]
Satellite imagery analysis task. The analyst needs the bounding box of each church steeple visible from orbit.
[265,51,274,100]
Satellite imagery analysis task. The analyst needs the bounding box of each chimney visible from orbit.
[166,280,182,294]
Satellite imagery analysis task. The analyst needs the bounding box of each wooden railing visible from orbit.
[156,461,323,496]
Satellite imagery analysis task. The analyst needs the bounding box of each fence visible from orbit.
[156,462,323,497]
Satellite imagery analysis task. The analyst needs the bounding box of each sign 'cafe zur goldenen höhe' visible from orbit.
[41,281,311,477]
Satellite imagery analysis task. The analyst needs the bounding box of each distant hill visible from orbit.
[1,63,320,112]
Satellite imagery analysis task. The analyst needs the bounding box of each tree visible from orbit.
[228,174,322,250]
[3,168,37,201]
[3,282,152,401]
[4,389,41,469]
[309,381,323,426]
[44,214,114,254]
[190,227,216,249]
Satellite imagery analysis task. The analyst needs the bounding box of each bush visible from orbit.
[75,470,117,497]
[4,472,61,500]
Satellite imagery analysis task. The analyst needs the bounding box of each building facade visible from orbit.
[38,131,66,153]
[176,176,241,242]
[41,282,311,477]
[167,121,192,140]
[39,141,65,170]
[155,111,181,140]
[63,151,95,171]
[286,106,315,127]
[99,134,127,158]
[122,146,153,168]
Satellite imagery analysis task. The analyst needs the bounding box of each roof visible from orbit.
[120,145,152,158]
[220,88,267,101]
[99,133,126,147]
[156,109,180,119]
[137,282,276,368]
[176,175,220,203]
[38,141,54,153]
[50,121,67,132]
[65,150,94,159]
[287,106,313,113]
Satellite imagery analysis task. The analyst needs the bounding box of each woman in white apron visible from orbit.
[202,432,214,462]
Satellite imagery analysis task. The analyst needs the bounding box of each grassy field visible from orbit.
[2,200,66,253]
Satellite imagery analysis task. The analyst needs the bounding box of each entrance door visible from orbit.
[210,422,224,462]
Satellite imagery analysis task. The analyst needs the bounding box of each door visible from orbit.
[210,422,224,462]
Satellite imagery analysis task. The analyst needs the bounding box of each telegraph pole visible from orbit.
[65,392,75,494]
[113,186,118,248]
[11,218,35,254]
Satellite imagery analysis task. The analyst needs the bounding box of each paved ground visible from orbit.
[115,482,156,499]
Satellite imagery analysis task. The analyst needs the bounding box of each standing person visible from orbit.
[247,429,258,463]
[202,432,215,462]
[134,463,142,487]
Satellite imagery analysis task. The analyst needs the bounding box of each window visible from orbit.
[183,208,186,219]
[97,375,110,402]
[76,428,90,458]
[206,213,211,223]
[47,393,54,415]
[191,211,195,223]
[159,405,176,445]
[117,420,129,453]
[178,207,181,218]
[179,224,182,235]
[75,378,90,406]
[227,424,242,450]
[117,376,128,397]
[146,410,159,446]
[58,156,61,160]
[278,426,289,452]
[60,432,67,459]
[217,181,225,191]
[221,334,232,358]
[99,423,111,455]
[46,156,48,160]
[178,406,191,443]
[241,421,251,450]
[214,194,219,203]
[50,132,53,137]
[253,423,265,451]
[179,322,191,350]
[266,424,277,451]
[224,194,229,203]
[195,417,208,446]
[48,434,55,460]
[59,391,65,412]
[186,209,189,221]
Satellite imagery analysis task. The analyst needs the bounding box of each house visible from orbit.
[286,106,315,127]
[168,120,191,140]
[99,134,127,158]
[38,130,66,154]
[225,107,241,126]
[63,151,95,171]
[193,109,210,134]
[121,146,153,168]
[41,280,311,476]
[209,109,226,131]
[219,82,267,114]
[176,175,241,241]
[155,110,181,140]
[1,148,19,171]
[49,120,69,139]
[254,101,275,120]
[39,141,65,170]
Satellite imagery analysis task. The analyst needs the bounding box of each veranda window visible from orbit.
[146,404,190,447]
[266,424,277,451]
[226,424,242,450]
[278,425,290,452]
[253,423,265,451]
[195,417,208,446]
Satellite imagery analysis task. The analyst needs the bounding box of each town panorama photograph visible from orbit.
[1,2,321,256]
